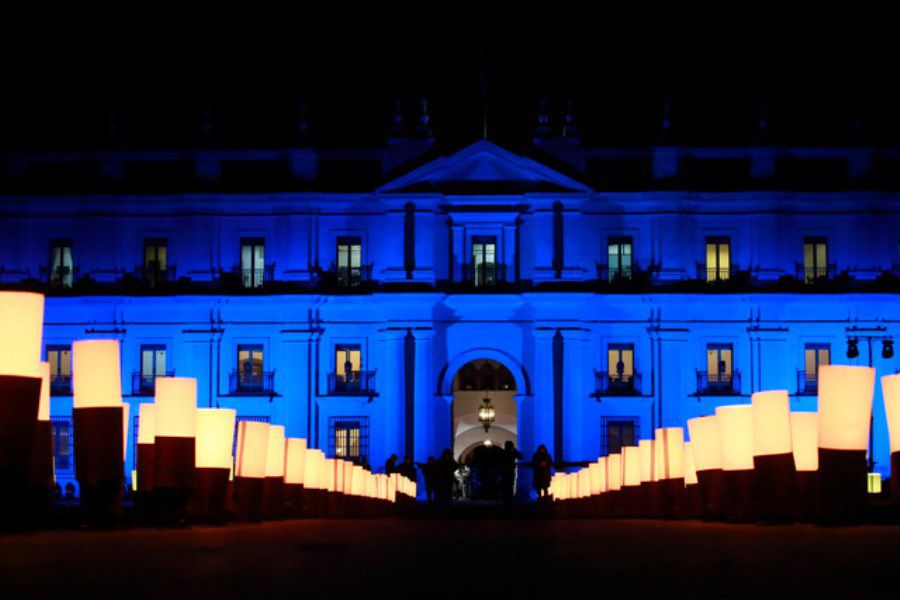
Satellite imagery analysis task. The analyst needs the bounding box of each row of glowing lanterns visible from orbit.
[0,292,414,526]
[552,367,900,522]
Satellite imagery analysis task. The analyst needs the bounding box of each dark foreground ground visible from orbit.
[3,515,900,598]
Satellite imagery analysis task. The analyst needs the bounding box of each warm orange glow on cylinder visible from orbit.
[882,374,900,454]
[284,438,308,484]
[752,390,792,457]
[387,473,397,502]
[687,415,722,471]
[264,425,286,478]
[332,459,346,493]
[342,460,355,492]
[137,403,155,445]
[716,405,754,471]
[322,459,336,492]
[72,340,122,408]
[654,427,685,479]
[0,291,44,378]
[607,454,622,491]
[684,442,698,486]
[588,462,602,495]
[790,412,819,472]
[568,471,579,499]
[818,365,875,451]
[622,446,641,487]
[37,361,50,421]
[597,457,608,493]
[639,439,654,483]
[195,408,236,469]
[122,403,130,462]
[235,420,269,479]
[303,448,324,489]
[351,465,366,496]
[154,377,197,438]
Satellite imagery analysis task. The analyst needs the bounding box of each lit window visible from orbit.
[49,240,74,288]
[705,236,730,281]
[237,344,264,391]
[602,417,638,456]
[329,417,369,464]
[472,235,498,287]
[334,344,362,392]
[139,344,167,393]
[608,344,634,380]
[46,345,72,395]
[802,343,830,392]
[240,238,266,288]
[803,237,829,283]
[143,238,168,285]
[706,343,733,383]
[336,236,363,287]
[607,236,633,282]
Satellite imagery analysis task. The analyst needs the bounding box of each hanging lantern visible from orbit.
[72,339,125,527]
[193,408,236,523]
[234,420,269,522]
[477,395,496,432]
[751,390,796,522]
[817,365,875,524]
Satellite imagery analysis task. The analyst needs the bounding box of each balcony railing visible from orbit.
[40,265,79,288]
[236,265,275,288]
[229,370,275,395]
[462,263,507,288]
[597,264,634,284]
[138,263,177,286]
[132,371,175,396]
[796,263,837,283]
[697,263,737,282]
[696,370,741,395]
[334,265,373,288]
[594,371,642,396]
[328,370,377,396]
[797,370,818,396]
[50,374,72,396]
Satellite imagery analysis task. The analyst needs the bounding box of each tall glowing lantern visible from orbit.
[621,446,641,517]
[234,420,269,522]
[687,415,724,519]
[790,412,818,521]
[682,442,703,518]
[284,438,308,517]
[26,361,54,511]
[194,408,236,523]
[715,404,755,522]
[153,377,197,521]
[638,439,655,518]
[135,403,156,501]
[881,374,900,502]
[0,292,44,517]
[303,448,325,517]
[817,365,875,523]
[262,425,286,519]
[72,339,125,526]
[655,427,685,518]
[751,390,796,522]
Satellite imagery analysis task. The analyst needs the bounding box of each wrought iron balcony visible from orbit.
[132,371,175,396]
[328,370,377,396]
[235,265,275,288]
[334,265,373,288]
[138,263,177,286]
[594,371,642,396]
[796,263,837,283]
[462,263,507,288]
[797,370,818,396]
[697,263,737,282]
[49,374,72,396]
[696,370,741,396]
[596,264,634,284]
[40,265,79,288]
[229,370,275,395]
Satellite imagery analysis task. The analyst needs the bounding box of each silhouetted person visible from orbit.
[501,441,523,505]
[400,455,417,482]
[54,482,62,499]
[417,457,437,503]
[531,444,553,499]
[436,449,457,504]
[385,454,399,475]
[64,482,76,500]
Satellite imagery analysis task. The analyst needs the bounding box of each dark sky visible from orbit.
[7,2,899,149]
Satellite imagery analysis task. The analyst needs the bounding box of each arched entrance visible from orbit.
[451,359,517,500]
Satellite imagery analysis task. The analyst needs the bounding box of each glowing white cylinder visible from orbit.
[639,439,654,483]
[154,377,197,438]
[235,420,269,479]
[790,412,819,472]
[284,438,308,484]
[622,446,641,487]
[655,427,685,479]
[818,365,875,451]
[716,405,754,471]
[684,442,699,486]
[195,408,236,469]
[304,448,324,490]
[264,425,286,478]
[37,361,50,421]
[72,340,122,408]
[0,291,44,378]
[752,390,792,457]
[137,403,155,444]
[607,454,622,491]
[882,374,900,454]
[687,415,722,471]
[589,462,602,495]
[597,457,608,493]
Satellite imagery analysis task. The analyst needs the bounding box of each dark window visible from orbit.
[607,236,633,282]
[803,237,829,283]
[138,344,167,394]
[49,239,74,288]
[143,238,169,284]
[51,417,74,475]
[471,235,498,288]
[46,345,72,395]
[328,417,370,464]
[240,238,266,288]
[602,417,639,456]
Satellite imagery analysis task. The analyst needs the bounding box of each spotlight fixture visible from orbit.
[846,338,859,359]
[883,339,894,359]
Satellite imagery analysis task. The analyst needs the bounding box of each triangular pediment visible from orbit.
[378,140,591,194]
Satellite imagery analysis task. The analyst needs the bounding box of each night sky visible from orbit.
[7,2,899,150]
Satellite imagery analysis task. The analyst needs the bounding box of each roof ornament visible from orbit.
[535,98,552,137]
[389,98,405,136]
[416,97,432,137]
[562,95,578,139]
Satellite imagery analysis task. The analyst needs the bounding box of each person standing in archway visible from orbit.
[501,441,523,506]
[531,444,553,500]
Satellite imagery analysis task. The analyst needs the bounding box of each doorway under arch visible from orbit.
[451,359,517,461]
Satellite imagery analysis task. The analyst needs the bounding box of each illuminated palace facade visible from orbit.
[1,133,899,495]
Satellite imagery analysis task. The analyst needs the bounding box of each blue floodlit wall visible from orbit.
[1,140,898,495]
